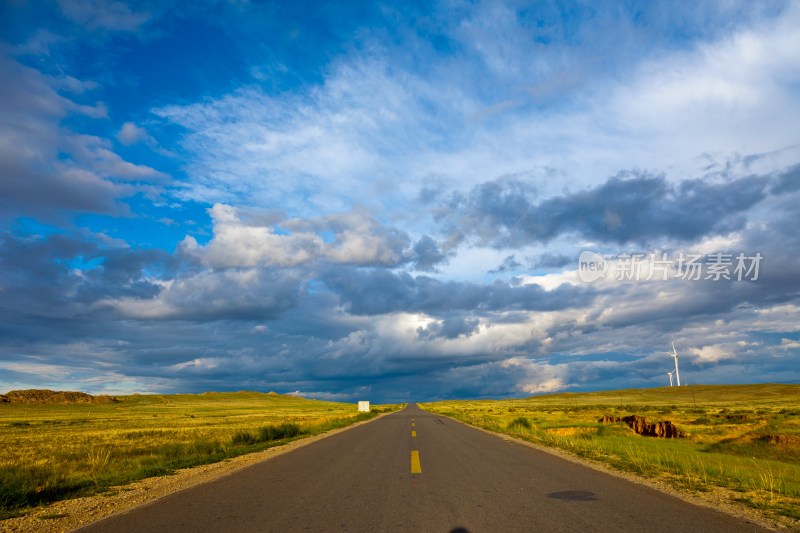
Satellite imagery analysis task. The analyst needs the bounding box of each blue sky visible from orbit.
[1,0,799,402]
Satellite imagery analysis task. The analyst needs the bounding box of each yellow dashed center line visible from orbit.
[409,415,421,474]
[410,450,422,474]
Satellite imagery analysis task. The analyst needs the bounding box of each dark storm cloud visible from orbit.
[0,231,179,372]
[3,172,797,401]
[122,268,306,322]
[0,154,120,218]
[441,171,771,247]
[0,231,170,322]
[320,267,592,316]
[410,235,448,271]
[0,54,114,217]
[0,232,103,319]
[0,53,165,221]
[735,193,800,307]
[770,163,800,195]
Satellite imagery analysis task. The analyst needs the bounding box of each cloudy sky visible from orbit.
[1,1,799,402]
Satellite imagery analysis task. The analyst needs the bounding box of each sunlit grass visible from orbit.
[421,384,800,522]
[0,391,401,518]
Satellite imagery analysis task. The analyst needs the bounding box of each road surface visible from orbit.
[79,404,768,532]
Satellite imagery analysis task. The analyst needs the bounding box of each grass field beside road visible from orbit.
[421,384,800,523]
[0,391,401,519]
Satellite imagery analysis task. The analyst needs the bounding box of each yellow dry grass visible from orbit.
[421,384,800,524]
[0,391,401,518]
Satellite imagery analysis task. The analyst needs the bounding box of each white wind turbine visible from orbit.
[669,342,681,386]
[666,371,674,387]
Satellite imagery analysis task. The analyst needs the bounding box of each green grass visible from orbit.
[421,384,800,523]
[232,422,302,445]
[0,391,401,519]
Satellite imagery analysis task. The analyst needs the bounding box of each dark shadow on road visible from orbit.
[547,490,598,501]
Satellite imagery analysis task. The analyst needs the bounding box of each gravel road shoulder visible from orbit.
[437,413,796,532]
[1,413,392,533]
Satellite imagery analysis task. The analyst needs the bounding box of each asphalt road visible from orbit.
[79,404,769,532]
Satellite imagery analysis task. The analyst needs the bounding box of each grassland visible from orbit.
[0,391,401,519]
[421,384,800,524]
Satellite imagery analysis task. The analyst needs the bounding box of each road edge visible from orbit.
[424,408,791,532]
[1,408,403,533]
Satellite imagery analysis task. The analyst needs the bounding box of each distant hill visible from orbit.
[0,389,118,404]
